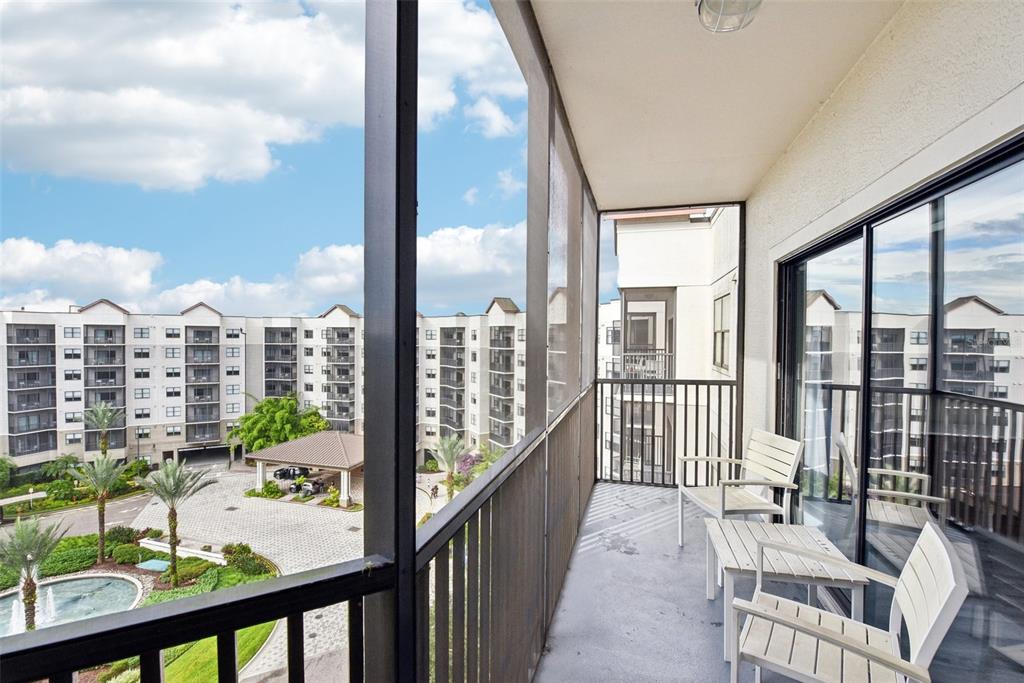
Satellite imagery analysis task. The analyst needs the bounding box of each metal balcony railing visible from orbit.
[620,349,674,380]
[7,329,56,344]
[489,382,513,398]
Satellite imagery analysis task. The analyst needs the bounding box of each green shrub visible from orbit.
[145,528,163,539]
[321,485,340,508]
[417,512,434,528]
[222,542,253,556]
[162,557,216,584]
[0,566,19,590]
[424,458,439,473]
[142,568,220,605]
[106,525,139,547]
[227,552,272,576]
[55,534,99,553]
[113,544,152,565]
[45,478,76,501]
[40,547,98,577]
[244,481,284,499]
[123,458,152,479]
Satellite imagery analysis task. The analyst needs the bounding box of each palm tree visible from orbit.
[41,453,80,481]
[0,518,66,631]
[434,435,466,502]
[84,402,125,456]
[472,441,505,477]
[137,461,216,587]
[71,455,127,562]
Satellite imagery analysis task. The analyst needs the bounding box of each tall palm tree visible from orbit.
[435,435,466,502]
[137,461,216,587]
[84,402,124,456]
[0,518,66,631]
[72,455,127,562]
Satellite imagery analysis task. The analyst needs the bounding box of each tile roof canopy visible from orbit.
[247,430,364,471]
[488,297,521,314]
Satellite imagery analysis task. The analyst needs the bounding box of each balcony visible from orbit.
[439,388,464,409]
[10,413,58,434]
[620,349,674,380]
[186,405,220,423]
[7,349,56,366]
[186,370,219,384]
[265,329,297,344]
[6,327,56,344]
[440,328,465,346]
[186,349,219,364]
[489,327,515,348]
[8,393,57,412]
[264,348,296,362]
[186,387,219,404]
[7,371,57,390]
[439,369,464,389]
[186,424,221,443]
[489,380,513,398]
[85,429,126,452]
[439,408,464,431]
[326,328,356,345]
[489,403,513,423]
[439,348,465,367]
[84,330,124,345]
[84,349,125,366]
[186,329,219,344]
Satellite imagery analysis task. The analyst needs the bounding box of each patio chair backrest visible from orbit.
[891,521,968,667]
[742,429,802,489]
[834,432,858,498]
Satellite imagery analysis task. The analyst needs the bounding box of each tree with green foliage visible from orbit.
[0,454,15,491]
[41,453,80,481]
[229,394,330,452]
[472,441,505,478]
[0,518,66,630]
[435,435,466,502]
[138,461,217,587]
[71,455,127,562]
[84,402,125,456]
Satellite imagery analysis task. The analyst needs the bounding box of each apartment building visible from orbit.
[3,297,526,469]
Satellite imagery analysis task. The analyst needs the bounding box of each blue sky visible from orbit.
[0,0,530,316]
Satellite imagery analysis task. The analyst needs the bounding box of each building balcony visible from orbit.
[185,389,219,404]
[488,405,513,423]
[439,370,464,389]
[7,350,56,367]
[186,424,221,443]
[6,327,56,344]
[7,372,57,390]
[85,429,126,452]
[489,381,513,398]
[439,349,465,367]
[265,329,297,344]
[8,393,57,412]
[8,431,58,456]
[10,413,58,434]
[186,371,219,384]
[186,349,219,364]
[440,328,465,346]
[84,330,124,345]
[489,328,515,348]
[186,329,219,344]
[439,389,464,410]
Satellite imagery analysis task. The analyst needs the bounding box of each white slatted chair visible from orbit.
[677,429,802,546]
[835,432,947,531]
[730,521,968,683]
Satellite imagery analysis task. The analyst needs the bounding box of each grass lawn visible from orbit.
[163,620,275,682]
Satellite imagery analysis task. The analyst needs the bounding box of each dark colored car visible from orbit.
[273,466,309,480]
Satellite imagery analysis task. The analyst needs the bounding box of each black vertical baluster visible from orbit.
[416,567,430,682]
[139,651,162,683]
[618,384,624,483]
[349,597,364,683]
[479,500,491,681]
[453,528,466,683]
[994,407,1007,536]
[217,631,237,683]
[435,546,449,683]
[467,513,479,683]
[661,381,667,485]
[287,613,305,683]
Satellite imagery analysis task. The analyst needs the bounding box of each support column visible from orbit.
[255,461,266,487]
[363,0,418,679]
[340,470,352,507]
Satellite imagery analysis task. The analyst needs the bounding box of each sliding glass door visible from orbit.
[780,142,1024,682]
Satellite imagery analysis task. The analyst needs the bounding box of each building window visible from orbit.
[517,353,525,367]
[134,348,150,359]
[136,428,151,439]
[226,347,240,358]
[994,360,1010,373]
[165,328,180,338]
[606,322,621,345]
[518,405,525,417]
[64,348,82,360]
[226,366,240,376]
[166,406,181,417]
[425,329,437,340]
[166,387,181,398]
[134,388,151,399]
[165,348,180,359]
[713,293,731,370]
[304,365,313,375]
[517,379,525,392]
[470,372,477,383]
[471,330,477,341]
[134,368,150,379]
[991,331,1010,346]
[134,327,150,339]
[304,347,314,357]
[65,412,83,423]
[304,329,314,339]
[166,426,182,436]
[471,351,477,362]
[305,383,316,392]
[425,427,437,437]
[226,384,240,395]
[470,393,477,405]
[426,408,436,417]
[135,408,150,419]
[426,370,437,379]
[64,390,82,402]
[517,328,525,342]
[227,403,240,414]
[64,327,81,338]
[64,369,82,381]
[910,331,928,345]
[470,414,476,426]
[426,350,437,359]
[66,433,82,444]
[909,358,927,371]
[226,328,241,339]
[426,389,436,398]
[166,367,181,378]
[992,386,1009,399]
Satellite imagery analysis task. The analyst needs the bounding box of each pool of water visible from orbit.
[0,575,140,636]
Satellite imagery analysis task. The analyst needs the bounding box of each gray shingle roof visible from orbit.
[247,430,364,470]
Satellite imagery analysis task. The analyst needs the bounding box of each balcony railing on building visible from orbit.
[620,349,674,380]
[84,329,124,345]
[440,369,465,389]
[489,327,515,348]
[7,350,56,366]
[265,329,297,344]
[10,414,58,434]
[6,327,56,344]
[8,394,57,412]
[186,424,220,443]
[440,328,465,346]
[7,371,57,390]
[439,348,466,367]
[439,388,464,409]
[186,329,219,344]
[489,380,513,398]
[186,369,218,384]
[85,429,126,452]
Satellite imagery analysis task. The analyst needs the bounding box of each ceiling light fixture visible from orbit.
[695,0,763,33]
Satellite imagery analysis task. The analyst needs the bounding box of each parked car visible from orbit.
[288,480,304,493]
[302,478,326,495]
[273,466,309,480]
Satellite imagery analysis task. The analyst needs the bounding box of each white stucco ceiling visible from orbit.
[531,0,902,210]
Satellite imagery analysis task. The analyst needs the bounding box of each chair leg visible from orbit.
[754,665,762,683]
[706,533,716,600]
[723,573,735,662]
[731,601,743,683]
[678,487,685,547]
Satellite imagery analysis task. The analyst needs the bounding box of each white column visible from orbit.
[256,461,266,487]
[340,470,351,506]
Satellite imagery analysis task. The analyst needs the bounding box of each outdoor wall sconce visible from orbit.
[696,0,763,33]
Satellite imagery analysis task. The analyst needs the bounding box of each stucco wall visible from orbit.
[742,0,1024,437]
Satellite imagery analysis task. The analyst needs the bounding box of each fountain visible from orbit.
[44,586,56,623]
[8,596,24,634]
[0,576,140,636]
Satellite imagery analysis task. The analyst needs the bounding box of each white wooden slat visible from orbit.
[815,609,845,683]
[866,625,900,683]
[765,596,799,663]
[737,522,786,577]
[705,520,741,571]
[724,520,762,573]
[778,524,837,581]
[751,429,802,455]
[896,554,932,657]
[789,602,821,675]
[839,617,870,683]
[742,459,790,484]
[746,441,797,473]
[759,524,817,580]
[743,596,775,657]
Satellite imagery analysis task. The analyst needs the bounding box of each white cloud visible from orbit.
[496,168,526,199]
[0,221,527,315]
[0,0,525,190]
[464,96,517,138]
[462,186,479,205]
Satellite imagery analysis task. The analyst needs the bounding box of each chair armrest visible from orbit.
[868,467,930,482]
[721,479,798,490]
[867,488,947,507]
[754,540,897,590]
[676,456,744,464]
[731,597,931,683]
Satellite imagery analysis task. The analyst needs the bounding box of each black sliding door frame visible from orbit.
[777,132,1024,567]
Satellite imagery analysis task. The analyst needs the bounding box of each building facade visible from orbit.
[3,298,526,468]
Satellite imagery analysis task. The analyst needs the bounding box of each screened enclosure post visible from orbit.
[363,0,418,679]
